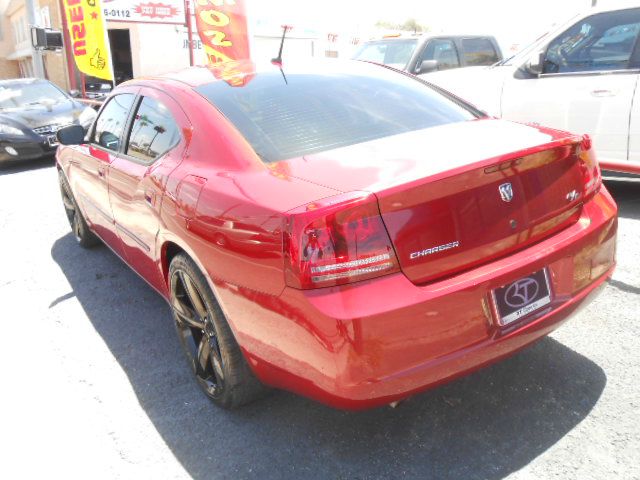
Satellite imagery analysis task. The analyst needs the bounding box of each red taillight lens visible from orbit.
[577,134,601,200]
[284,193,400,289]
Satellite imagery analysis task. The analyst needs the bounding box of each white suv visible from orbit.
[422,4,640,175]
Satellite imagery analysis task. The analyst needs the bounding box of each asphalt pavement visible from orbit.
[1,158,638,480]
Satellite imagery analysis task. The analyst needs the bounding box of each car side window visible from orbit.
[461,38,499,66]
[92,93,135,151]
[126,96,180,163]
[544,9,640,74]
[420,39,460,70]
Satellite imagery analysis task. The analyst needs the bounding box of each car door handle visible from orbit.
[97,167,105,178]
[591,89,615,97]
[144,191,154,205]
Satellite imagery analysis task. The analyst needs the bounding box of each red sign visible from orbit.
[194,0,250,64]
[133,3,179,19]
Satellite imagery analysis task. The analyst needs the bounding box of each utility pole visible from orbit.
[592,0,597,6]
[25,0,45,78]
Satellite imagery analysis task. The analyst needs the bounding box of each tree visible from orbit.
[374,18,429,34]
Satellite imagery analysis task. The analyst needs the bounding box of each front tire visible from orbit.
[169,253,267,408]
[58,171,99,248]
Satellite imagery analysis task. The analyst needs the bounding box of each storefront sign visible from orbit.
[102,0,185,24]
[194,0,250,64]
[62,0,114,81]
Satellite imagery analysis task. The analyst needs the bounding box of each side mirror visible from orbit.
[57,124,86,145]
[524,51,545,76]
[416,59,439,75]
[68,89,81,98]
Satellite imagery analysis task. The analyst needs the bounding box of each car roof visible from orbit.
[363,34,496,43]
[592,2,640,15]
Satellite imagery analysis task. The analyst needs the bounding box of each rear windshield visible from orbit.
[352,39,418,68]
[197,62,478,164]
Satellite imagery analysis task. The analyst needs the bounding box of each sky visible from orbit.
[247,0,622,49]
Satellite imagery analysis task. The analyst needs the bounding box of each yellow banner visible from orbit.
[62,0,113,81]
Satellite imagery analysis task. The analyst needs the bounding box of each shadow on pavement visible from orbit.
[605,179,640,220]
[0,156,55,176]
[51,233,606,480]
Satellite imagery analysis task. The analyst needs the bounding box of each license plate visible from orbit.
[492,269,552,326]
[47,135,58,147]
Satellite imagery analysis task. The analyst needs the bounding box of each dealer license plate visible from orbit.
[492,269,552,326]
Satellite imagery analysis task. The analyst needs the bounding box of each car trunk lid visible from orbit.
[376,141,584,284]
[277,119,586,284]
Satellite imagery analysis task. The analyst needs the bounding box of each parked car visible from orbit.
[83,76,113,100]
[55,59,616,410]
[422,5,640,175]
[0,78,97,164]
[353,34,502,74]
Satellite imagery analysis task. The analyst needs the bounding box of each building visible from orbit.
[0,0,71,88]
[0,0,361,92]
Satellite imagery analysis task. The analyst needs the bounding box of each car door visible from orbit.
[501,8,640,164]
[108,87,189,293]
[71,90,137,256]
[457,37,500,67]
[411,38,461,74]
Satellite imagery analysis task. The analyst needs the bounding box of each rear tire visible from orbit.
[169,253,268,408]
[58,171,100,248]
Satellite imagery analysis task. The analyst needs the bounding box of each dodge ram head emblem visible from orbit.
[499,183,514,203]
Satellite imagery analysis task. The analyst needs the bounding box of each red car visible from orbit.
[56,60,617,410]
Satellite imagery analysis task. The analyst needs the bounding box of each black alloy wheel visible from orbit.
[169,253,267,408]
[171,267,226,398]
[58,172,99,248]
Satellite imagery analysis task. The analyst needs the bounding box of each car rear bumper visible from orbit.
[600,160,640,177]
[221,188,617,410]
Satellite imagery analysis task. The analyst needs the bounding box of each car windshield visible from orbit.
[0,82,68,110]
[352,39,418,68]
[197,61,478,164]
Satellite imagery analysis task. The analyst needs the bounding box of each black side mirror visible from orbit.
[524,51,545,76]
[57,125,86,145]
[99,131,119,150]
[416,59,439,75]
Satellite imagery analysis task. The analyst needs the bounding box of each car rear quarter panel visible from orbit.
[156,88,343,362]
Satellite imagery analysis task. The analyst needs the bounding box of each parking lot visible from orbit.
[1,158,639,479]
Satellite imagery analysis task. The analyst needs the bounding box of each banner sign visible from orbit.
[194,0,251,64]
[62,0,113,81]
[102,0,185,24]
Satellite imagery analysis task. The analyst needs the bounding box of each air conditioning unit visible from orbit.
[31,27,64,50]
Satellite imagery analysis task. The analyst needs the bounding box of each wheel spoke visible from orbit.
[62,194,75,212]
[172,299,205,330]
[210,336,225,382]
[196,334,212,377]
[179,271,208,320]
[72,214,81,238]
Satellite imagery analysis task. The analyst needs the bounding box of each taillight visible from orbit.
[577,134,601,200]
[284,192,400,289]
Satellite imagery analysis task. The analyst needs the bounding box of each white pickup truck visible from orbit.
[423,4,640,175]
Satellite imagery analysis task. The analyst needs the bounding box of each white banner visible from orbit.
[102,0,185,24]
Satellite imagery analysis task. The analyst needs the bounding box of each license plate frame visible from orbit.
[492,268,552,326]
